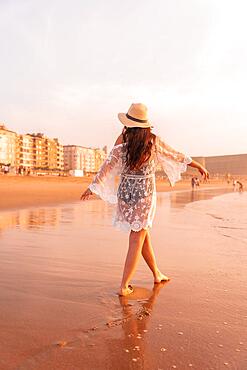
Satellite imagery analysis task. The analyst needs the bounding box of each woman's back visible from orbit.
[121,138,157,177]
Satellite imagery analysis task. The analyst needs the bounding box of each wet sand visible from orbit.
[0,188,246,369]
[0,175,231,211]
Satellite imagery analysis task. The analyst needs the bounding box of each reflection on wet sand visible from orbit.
[13,283,168,370]
[0,188,246,369]
[60,284,168,370]
[0,208,60,233]
[0,187,233,233]
[115,283,167,368]
[168,187,233,208]
[0,199,113,233]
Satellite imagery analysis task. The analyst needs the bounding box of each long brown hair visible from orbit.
[122,127,155,170]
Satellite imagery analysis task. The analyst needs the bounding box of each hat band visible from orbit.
[126,113,148,124]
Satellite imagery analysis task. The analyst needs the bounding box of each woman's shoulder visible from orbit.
[111,135,125,154]
[112,134,127,152]
[151,133,158,148]
[153,135,165,147]
[114,134,124,146]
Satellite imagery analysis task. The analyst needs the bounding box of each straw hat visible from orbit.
[118,103,152,128]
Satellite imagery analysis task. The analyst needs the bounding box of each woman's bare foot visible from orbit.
[118,285,134,296]
[154,271,170,284]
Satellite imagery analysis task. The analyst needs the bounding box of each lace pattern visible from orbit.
[113,173,156,232]
[89,144,123,204]
[89,137,192,232]
[155,136,192,186]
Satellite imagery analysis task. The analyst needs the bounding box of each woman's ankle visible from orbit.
[120,282,129,290]
[153,269,161,279]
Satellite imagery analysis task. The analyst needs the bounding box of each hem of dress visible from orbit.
[113,219,153,233]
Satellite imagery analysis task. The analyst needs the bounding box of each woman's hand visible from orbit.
[188,160,209,181]
[80,188,93,201]
[198,165,209,181]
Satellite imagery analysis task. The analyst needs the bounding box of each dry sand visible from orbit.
[0,175,230,211]
[0,188,246,369]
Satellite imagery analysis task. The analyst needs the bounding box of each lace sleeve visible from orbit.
[89,144,123,204]
[155,136,192,186]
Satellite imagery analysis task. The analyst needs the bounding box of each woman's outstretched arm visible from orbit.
[155,136,209,185]
[188,160,209,180]
[80,133,123,201]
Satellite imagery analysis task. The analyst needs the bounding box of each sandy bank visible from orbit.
[0,175,232,211]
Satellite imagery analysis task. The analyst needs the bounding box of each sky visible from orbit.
[0,0,247,156]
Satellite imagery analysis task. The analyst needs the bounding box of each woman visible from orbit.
[81,103,209,296]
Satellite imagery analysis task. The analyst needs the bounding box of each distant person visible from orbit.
[19,166,24,176]
[233,179,237,191]
[195,177,200,187]
[191,177,196,189]
[80,103,209,296]
[191,176,200,189]
[226,173,231,184]
[3,165,9,175]
[236,181,244,192]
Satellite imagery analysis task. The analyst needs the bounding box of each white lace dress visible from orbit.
[89,136,192,232]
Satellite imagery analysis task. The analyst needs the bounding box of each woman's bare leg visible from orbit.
[119,229,147,296]
[142,230,170,283]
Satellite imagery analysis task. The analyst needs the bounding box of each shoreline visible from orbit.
[0,175,233,212]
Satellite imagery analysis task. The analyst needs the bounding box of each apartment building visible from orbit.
[95,145,107,171]
[30,133,64,171]
[0,124,18,167]
[17,134,35,169]
[64,145,107,174]
[0,125,64,173]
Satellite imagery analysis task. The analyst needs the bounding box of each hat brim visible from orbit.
[118,113,152,128]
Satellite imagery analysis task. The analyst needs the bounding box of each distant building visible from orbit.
[64,145,107,174]
[17,134,35,170]
[29,133,64,171]
[0,124,18,168]
[0,125,64,174]
[192,154,247,176]
[95,146,107,171]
